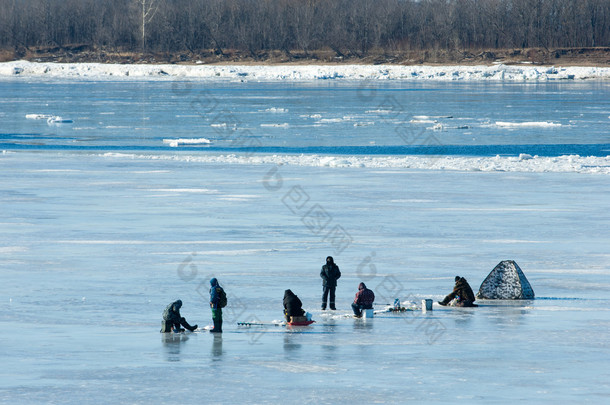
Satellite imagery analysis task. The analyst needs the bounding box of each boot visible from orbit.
[180,317,197,332]
[211,315,223,333]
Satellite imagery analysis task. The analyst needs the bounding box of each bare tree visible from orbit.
[136,0,160,52]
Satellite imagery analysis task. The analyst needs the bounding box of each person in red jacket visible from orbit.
[352,282,375,317]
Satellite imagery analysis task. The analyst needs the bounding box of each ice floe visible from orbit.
[495,121,562,128]
[162,138,212,147]
[25,113,72,124]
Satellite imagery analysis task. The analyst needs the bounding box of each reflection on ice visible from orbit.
[161,333,189,362]
[211,334,223,360]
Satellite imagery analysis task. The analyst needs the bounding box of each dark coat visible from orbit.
[320,262,341,287]
[454,277,476,302]
[162,300,182,323]
[283,289,305,317]
[354,282,375,307]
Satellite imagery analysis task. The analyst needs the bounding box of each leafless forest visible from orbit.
[1,0,609,60]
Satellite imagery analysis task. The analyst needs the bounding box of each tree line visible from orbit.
[1,0,608,57]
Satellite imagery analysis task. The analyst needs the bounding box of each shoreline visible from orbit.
[3,46,610,67]
[2,60,610,81]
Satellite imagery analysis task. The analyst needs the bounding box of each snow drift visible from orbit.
[1,61,609,82]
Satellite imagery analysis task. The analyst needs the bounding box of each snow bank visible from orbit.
[2,61,609,81]
[98,152,610,174]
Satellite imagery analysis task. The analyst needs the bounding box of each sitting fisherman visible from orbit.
[160,299,198,332]
[283,289,305,322]
[352,282,375,317]
[438,276,477,307]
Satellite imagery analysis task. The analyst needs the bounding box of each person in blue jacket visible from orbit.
[209,278,224,333]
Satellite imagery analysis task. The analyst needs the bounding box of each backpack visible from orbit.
[217,287,227,308]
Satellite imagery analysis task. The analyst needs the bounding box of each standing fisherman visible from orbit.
[209,278,226,333]
[320,256,341,310]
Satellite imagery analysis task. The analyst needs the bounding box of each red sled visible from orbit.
[287,316,315,326]
[287,320,315,326]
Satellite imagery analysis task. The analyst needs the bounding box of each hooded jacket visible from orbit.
[320,257,341,287]
[454,277,476,302]
[283,289,305,317]
[162,300,182,322]
[210,278,222,309]
[353,283,375,308]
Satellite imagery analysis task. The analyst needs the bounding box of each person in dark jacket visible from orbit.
[320,256,341,310]
[209,278,224,333]
[438,276,477,307]
[160,299,198,332]
[283,289,305,322]
[352,282,375,317]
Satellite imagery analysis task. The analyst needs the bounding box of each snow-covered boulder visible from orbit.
[476,260,535,299]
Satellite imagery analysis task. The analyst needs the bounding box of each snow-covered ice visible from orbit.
[2,60,610,81]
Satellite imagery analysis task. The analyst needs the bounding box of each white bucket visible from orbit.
[363,309,374,318]
[422,299,433,312]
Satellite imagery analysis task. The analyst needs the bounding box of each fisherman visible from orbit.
[283,289,305,322]
[438,276,477,307]
[160,299,197,332]
[209,278,225,333]
[351,282,375,318]
[320,256,341,310]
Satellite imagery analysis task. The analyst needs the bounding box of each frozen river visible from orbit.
[1,72,609,403]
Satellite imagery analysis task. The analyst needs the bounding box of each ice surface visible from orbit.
[1,152,610,404]
[1,75,609,403]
